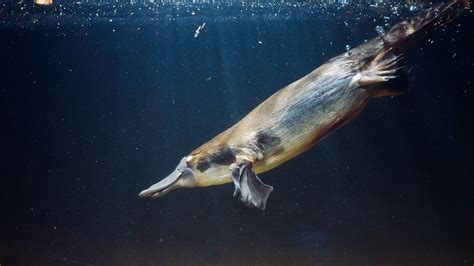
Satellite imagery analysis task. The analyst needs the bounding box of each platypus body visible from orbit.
[140,0,469,210]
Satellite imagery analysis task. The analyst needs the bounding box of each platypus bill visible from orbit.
[139,0,469,210]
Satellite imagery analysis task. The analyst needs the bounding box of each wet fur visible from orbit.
[186,0,469,186]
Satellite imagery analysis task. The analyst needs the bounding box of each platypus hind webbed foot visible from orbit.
[352,51,404,87]
[230,162,273,210]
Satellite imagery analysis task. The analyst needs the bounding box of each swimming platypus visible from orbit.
[139,0,469,210]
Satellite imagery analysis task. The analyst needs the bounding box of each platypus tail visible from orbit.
[384,0,470,49]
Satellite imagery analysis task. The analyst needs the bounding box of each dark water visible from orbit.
[1,2,474,265]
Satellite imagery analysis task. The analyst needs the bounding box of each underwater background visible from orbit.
[1,0,473,265]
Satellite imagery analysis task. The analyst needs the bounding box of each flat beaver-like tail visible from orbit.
[383,0,470,49]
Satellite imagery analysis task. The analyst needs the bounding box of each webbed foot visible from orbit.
[352,51,404,87]
[230,162,273,210]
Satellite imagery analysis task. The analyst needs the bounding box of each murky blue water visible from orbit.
[1,1,473,265]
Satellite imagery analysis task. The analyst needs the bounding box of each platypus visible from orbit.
[139,0,469,210]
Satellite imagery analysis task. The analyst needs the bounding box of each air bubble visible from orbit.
[375,25,385,37]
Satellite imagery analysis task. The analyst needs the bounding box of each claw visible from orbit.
[353,50,404,87]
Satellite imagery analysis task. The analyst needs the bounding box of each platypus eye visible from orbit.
[196,160,211,172]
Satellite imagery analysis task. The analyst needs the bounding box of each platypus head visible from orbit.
[138,157,198,198]
[138,154,230,199]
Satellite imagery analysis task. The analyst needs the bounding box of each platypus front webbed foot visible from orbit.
[230,161,273,210]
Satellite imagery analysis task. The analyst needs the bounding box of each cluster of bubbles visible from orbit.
[375,25,385,37]
[0,0,430,29]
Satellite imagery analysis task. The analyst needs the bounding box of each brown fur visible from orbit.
[187,0,469,179]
